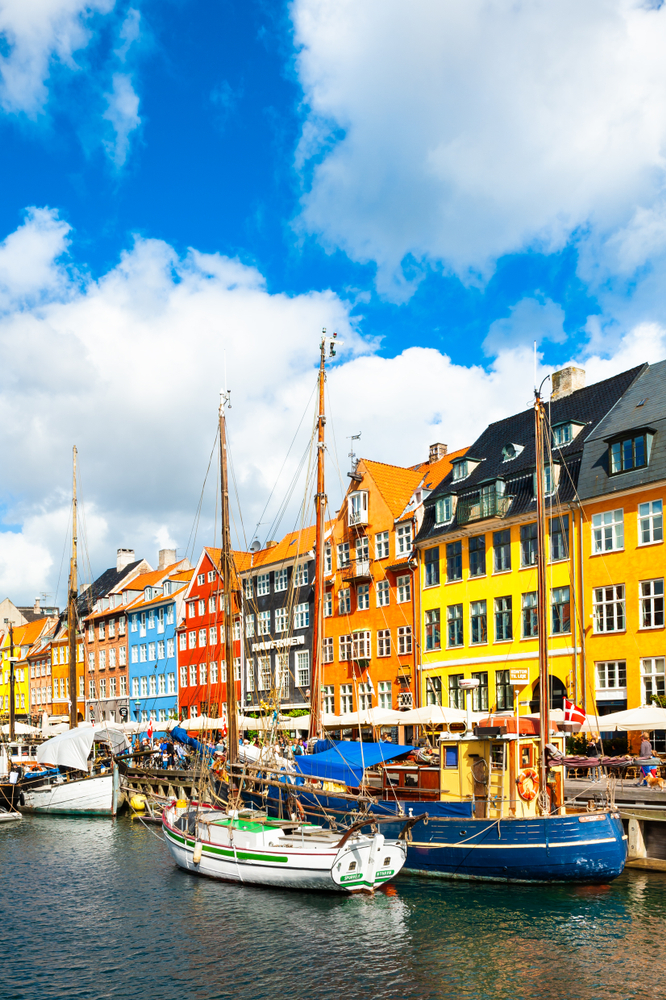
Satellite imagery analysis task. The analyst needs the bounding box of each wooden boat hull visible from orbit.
[255,790,628,883]
[20,767,120,816]
[162,805,406,893]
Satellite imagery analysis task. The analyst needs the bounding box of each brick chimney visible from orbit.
[429,442,447,464]
[551,366,585,401]
[116,548,135,572]
[158,548,177,569]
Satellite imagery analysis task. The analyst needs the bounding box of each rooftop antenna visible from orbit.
[348,432,361,473]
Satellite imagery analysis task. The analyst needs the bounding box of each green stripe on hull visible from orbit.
[165,827,289,864]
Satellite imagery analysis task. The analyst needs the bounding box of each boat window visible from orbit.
[385,771,400,785]
[520,745,532,768]
[383,856,391,866]
[404,773,418,787]
[443,745,459,768]
[490,743,506,770]
[348,861,356,871]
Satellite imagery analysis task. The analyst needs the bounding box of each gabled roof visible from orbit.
[8,617,53,650]
[130,585,188,611]
[78,558,150,616]
[203,547,253,574]
[358,460,424,519]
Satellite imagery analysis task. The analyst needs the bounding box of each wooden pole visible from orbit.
[8,624,15,741]
[68,446,78,729]
[309,334,327,741]
[220,393,238,766]
[534,393,550,806]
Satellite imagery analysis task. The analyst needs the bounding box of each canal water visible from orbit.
[1,815,664,1000]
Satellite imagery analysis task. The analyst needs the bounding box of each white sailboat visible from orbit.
[163,801,410,893]
[20,726,121,816]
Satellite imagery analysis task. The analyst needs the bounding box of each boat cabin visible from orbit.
[381,728,565,817]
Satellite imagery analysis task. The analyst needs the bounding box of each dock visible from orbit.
[565,776,666,871]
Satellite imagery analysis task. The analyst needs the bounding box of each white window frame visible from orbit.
[296,650,310,688]
[294,564,308,587]
[258,610,271,635]
[377,629,391,657]
[323,638,334,663]
[396,575,411,604]
[339,588,351,615]
[396,523,412,555]
[256,574,270,597]
[638,500,663,546]
[593,585,625,633]
[397,626,412,655]
[592,509,624,553]
[337,542,350,568]
[274,607,288,633]
[376,580,389,607]
[357,583,370,610]
[294,603,309,630]
[595,660,627,700]
[274,568,288,592]
[378,680,392,710]
[640,579,664,630]
[641,657,665,705]
[340,683,353,714]
[375,531,389,559]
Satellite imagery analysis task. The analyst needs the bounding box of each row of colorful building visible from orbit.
[1,359,665,738]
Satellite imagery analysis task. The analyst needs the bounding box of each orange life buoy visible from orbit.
[517,768,539,801]
[289,795,306,821]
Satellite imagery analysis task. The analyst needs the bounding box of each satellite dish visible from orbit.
[250,539,261,553]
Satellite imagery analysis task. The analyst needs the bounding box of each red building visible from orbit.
[176,547,250,721]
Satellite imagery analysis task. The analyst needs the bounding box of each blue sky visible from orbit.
[3,0,666,602]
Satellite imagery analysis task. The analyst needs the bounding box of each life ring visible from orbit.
[288,795,306,821]
[517,768,539,801]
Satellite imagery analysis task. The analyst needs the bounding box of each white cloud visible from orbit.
[293,0,666,295]
[103,71,140,167]
[0,0,114,116]
[0,208,660,604]
[483,297,566,355]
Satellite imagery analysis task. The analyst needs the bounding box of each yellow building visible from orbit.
[415,363,645,718]
[0,617,56,721]
[576,359,666,724]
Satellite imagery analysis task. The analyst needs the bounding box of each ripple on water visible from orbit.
[1,816,665,1000]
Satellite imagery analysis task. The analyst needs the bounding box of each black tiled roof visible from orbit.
[77,560,144,616]
[417,364,646,543]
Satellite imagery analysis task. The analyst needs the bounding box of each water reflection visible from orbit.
[2,817,666,1000]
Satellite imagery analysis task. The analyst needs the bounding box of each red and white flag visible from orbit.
[147,719,153,740]
[563,697,585,725]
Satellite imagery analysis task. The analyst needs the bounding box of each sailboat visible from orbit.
[248,368,628,883]
[163,378,416,892]
[19,448,122,817]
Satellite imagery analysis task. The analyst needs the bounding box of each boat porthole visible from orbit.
[459,831,466,836]
[383,857,391,866]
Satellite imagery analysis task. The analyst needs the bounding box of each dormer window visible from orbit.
[452,460,468,481]
[502,443,524,462]
[533,464,560,497]
[145,587,152,601]
[348,491,368,526]
[609,431,653,474]
[435,495,455,524]
[552,420,585,448]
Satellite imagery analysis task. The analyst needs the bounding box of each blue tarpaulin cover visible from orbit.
[294,740,414,787]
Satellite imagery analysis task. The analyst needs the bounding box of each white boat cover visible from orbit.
[37,727,96,770]
[1,722,41,735]
[93,727,129,753]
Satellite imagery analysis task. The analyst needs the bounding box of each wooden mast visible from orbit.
[68,446,78,729]
[309,333,328,741]
[220,390,238,766]
[8,623,15,741]
[534,390,550,808]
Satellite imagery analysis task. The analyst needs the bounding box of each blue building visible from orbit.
[126,561,192,726]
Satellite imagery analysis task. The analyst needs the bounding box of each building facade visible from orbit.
[176,548,246,721]
[577,359,666,726]
[240,528,318,715]
[319,446,464,720]
[127,565,192,724]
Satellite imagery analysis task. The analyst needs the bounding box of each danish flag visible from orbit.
[147,719,153,740]
[563,697,585,725]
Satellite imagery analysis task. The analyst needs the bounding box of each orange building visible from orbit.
[50,626,86,722]
[320,444,467,722]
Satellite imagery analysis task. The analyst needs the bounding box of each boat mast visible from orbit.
[534,389,550,807]
[8,623,15,741]
[68,446,78,730]
[309,331,332,741]
[220,390,238,766]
